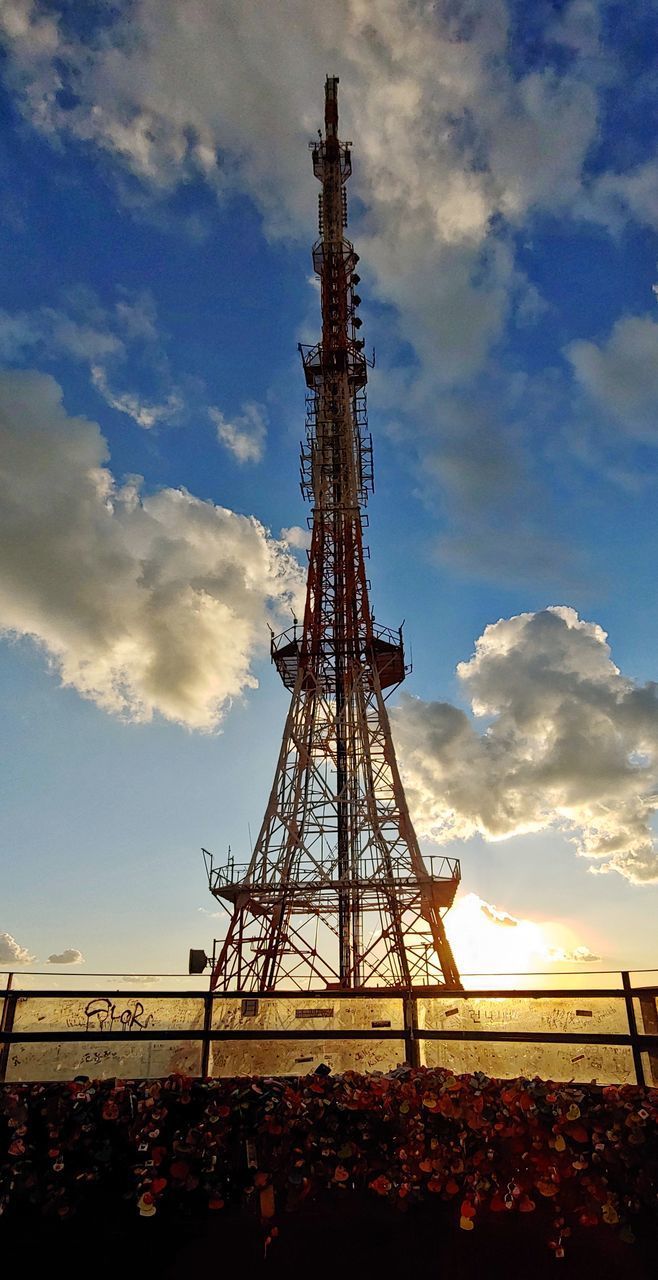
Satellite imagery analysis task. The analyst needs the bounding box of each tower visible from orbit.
[204,77,461,992]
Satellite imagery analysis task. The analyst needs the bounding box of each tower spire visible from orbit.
[205,77,462,991]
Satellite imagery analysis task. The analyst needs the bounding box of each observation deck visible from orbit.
[204,850,461,916]
[270,621,410,691]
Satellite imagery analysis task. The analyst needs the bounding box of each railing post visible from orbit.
[0,972,16,1084]
[622,970,645,1088]
[403,991,420,1069]
[200,991,213,1081]
[637,991,658,1087]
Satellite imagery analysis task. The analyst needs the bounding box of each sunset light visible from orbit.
[3,6,658,1265]
[445,893,600,980]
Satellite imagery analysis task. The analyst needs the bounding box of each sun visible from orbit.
[444,892,598,983]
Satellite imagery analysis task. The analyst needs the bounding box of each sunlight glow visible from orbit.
[445,893,599,979]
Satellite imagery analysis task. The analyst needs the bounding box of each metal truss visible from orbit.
[206,77,462,993]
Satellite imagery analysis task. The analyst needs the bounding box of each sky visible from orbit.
[2,0,658,980]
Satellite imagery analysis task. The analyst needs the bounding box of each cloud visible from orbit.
[545,0,604,60]
[566,312,658,440]
[393,606,658,883]
[0,931,34,964]
[209,402,266,463]
[477,895,600,960]
[0,2,606,369]
[0,289,268,440]
[280,525,311,552]
[380,371,588,588]
[0,308,42,359]
[0,369,303,728]
[48,948,84,964]
[480,902,518,927]
[0,287,184,429]
[447,891,600,973]
[550,944,600,963]
[584,160,658,236]
[0,0,624,584]
[3,2,655,588]
[90,364,182,430]
[119,974,160,984]
[0,301,122,365]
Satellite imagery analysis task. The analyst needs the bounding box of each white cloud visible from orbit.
[479,901,519,928]
[551,944,600,962]
[0,288,184,429]
[0,290,265,440]
[0,303,122,365]
[209,402,266,463]
[0,369,303,728]
[0,0,607,389]
[0,0,625,584]
[447,891,600,973]
[48,948,84,964]
[584,159,658,236]
[0,287,156,365]
[394,606,658,883]
[280,525,311,551]
[0,931,35,964]
[90,364,182,430]
[566,313,658,439]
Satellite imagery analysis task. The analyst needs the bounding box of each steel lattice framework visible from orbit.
[205,77,462,992]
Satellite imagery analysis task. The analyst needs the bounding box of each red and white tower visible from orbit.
[204,77,461,992]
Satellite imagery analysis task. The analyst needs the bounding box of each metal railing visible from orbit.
[1,970,657,1087]
[206,852,461,890]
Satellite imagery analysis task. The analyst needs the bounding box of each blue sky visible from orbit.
[2,0,658,977]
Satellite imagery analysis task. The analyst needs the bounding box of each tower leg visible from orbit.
[422,901,462,988]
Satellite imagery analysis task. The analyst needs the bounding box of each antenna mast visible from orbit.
[205,77,461,991]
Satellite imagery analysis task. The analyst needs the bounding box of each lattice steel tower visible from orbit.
[204,77,461,992]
